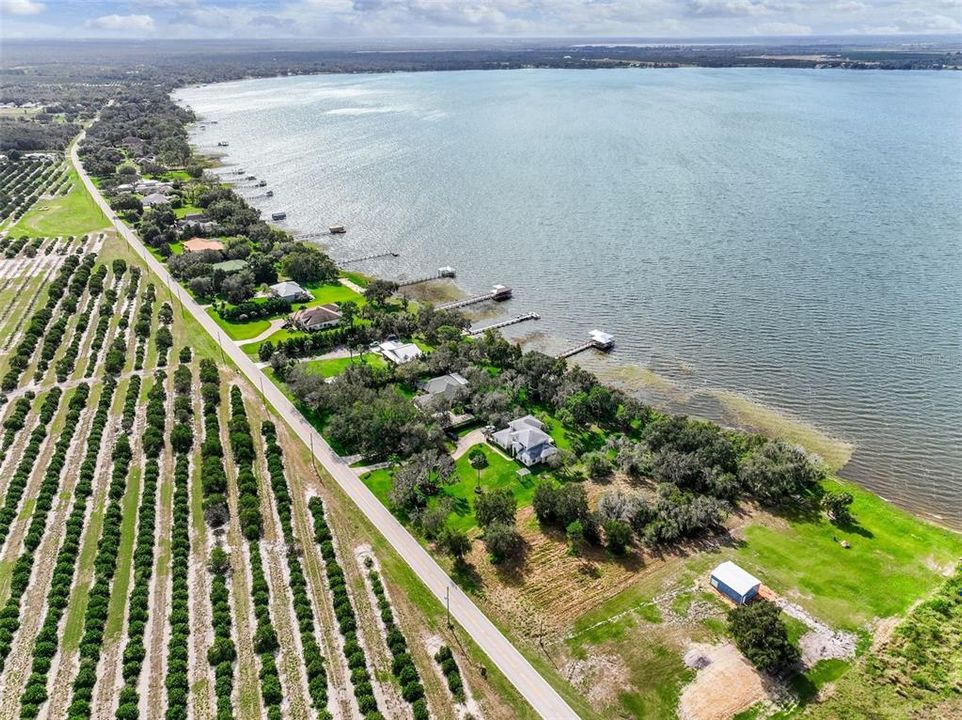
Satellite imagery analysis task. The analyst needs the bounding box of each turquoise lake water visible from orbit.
[178,68,962,527]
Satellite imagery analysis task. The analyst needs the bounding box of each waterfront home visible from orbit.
[141,192,169,207]
[183,237,226,254]
[134,179,170,194]
[490,415,558,467]
[710,561,761,605]
[176,212,210,228]
[269,280,310,303]
[417,373,468,402]
[377,340,422,365]
[415,372,468,407]
[291,304,342,331]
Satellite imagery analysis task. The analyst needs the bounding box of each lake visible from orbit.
[177,68,962,528]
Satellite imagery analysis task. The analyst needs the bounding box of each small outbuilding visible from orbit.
[710,561,761,605]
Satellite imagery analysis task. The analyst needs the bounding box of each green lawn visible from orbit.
[11,167,109,237]
[339,270,370,288]
[174,203,203,218]
[362,443,543,533]
[303,281,365,307]
[241,327,302,356]
[208,307,272,342]
[301,353,386,378]
[732,477,961,630]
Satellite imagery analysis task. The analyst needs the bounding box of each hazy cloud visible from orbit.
[3,0,961,38]
[0,0,45,15]
[754,20,813,32]
[85,13,157,32]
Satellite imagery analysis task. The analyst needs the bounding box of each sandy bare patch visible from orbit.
[679,642,786,720]
[562,651,631,710]
[774,598,857,667]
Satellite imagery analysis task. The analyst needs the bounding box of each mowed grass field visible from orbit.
[11,167,109,237]
[301,353,387,378]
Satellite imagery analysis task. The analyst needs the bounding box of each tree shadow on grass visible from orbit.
[832,516,874,539]
[492,540,531,587]
[450,560,484,595]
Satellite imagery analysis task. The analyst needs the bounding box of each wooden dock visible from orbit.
[437,284,512,310]
[558,330,614,359]
[466,312,540,336]
[557,341,595,359]
[341,251,399,266]
[398,267,457,288]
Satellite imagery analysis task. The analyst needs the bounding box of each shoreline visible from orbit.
[175,87,960,535]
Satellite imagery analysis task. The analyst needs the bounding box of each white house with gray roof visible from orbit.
[377,340,422,365]
[420,372,468,399]
[269,281,310,303]
[491,415,558,467]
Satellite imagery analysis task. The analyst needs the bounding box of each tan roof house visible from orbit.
[183,237,225,253]
[291,304,342,331]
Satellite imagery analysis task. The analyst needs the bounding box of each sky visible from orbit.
[0,0,960,40]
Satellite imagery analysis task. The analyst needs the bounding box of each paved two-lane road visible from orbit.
[71,134,579,720]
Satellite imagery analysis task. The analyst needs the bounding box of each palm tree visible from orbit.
[468,447,488,494]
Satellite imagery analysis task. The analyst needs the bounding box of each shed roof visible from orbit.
[711,561,761,596]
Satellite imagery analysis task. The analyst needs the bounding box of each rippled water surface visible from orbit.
[177,69,962,527]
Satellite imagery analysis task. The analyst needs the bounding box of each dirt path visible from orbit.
[250,401,311,720]
[35,285,94,388]
[39,402,126,720]
[343,541,408,720]
[0,400,41,497]
[0,386,73,574]
[0,256,62,353]
[67,270,115,383]
[338,277,365,295]
[186,370,214,720]
[140,370,177,719]
[0,386,101,717]
[354,546,418,720]
[219,388,264,720]
[90,366,161,719]
[275,422,359,720]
